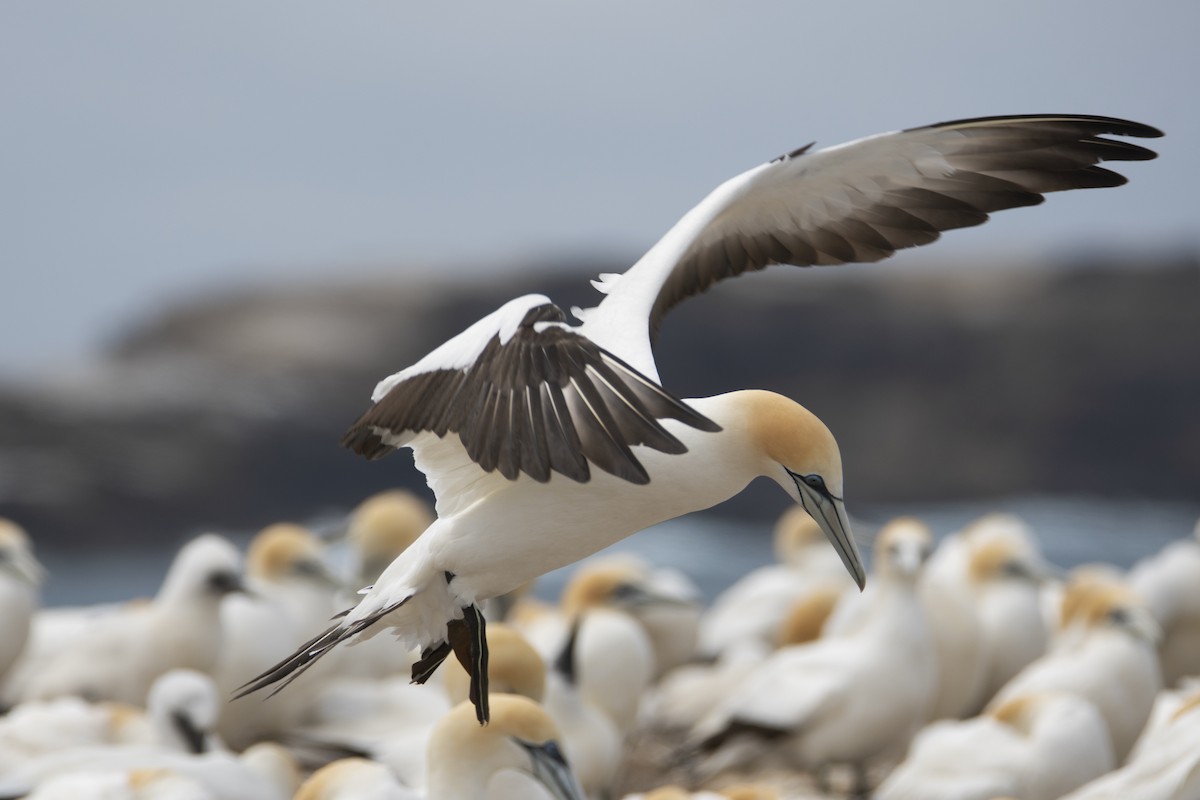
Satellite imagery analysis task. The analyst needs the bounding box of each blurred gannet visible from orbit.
[214,523,341,747]
[1129,519,1200,687]
[921,514,1054,718]
[15,534,246,705]
[346,490,434,588]
[988,574,1161,762]
[298,694,585,800]
[1060,687,1200,800]
[240,115,1160,724]
[875,691,1114,800]
[691,518,936,793]
[0,518,43,687]
[698,509,853,659]
[0,670,296,800]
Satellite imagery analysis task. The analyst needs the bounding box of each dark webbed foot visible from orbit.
[448,603,490,724]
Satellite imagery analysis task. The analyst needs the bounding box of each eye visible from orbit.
[1108,608,1130,626]
[803,474,827,492]
[541,740,567,766]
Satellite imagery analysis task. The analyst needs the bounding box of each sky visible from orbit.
[2,1,1196,377]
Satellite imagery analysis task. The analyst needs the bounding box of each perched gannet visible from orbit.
[346,489,434,588]
[988,573,1161,762]
[296,758,420,800]
[542,619,624,800]
[691,518,936,793]
[698,509,854,659]
[595,556,704,679]
[1129,519,1200,687]
[921,514,1054,719]
[297,695,586,800]
[547,560,662,733]
[20,768,214,800]
[0,518,43,687]
[620,788,777,800]
[241,115,1160,723]
[1060,688,1200,800]
[875,691,1114,800]
[214,523,341,748]
[0,670,295,800]
[443,622,547,705]
[0,697,151,773]
[15,534,246,705]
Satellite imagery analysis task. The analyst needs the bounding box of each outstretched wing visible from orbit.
[341,294,719,485]
[577,114,1161,376]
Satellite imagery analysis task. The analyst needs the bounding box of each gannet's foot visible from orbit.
[408,602,491,724]
[449,603,490,724]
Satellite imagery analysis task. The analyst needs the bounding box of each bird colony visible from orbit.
[0,114,1182,798]
[3,506,1200,799]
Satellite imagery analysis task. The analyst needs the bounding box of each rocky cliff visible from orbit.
[1,251,1196,549]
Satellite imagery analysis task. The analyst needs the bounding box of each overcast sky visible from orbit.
[2,1,1196,377]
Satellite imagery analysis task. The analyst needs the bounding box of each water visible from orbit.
[35,495,1200,608]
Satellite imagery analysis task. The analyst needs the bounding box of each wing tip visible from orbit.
[913,113,1164,139]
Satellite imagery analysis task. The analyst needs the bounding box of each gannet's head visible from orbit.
[874,517,933,581]
[346,489,433,584]
[0,518,44,586]
[158,533,246,605]
[146,669,219,755]
[247,522,339,589]
[295,758,397,800]
[741,390,865,589]
[561,558,694,618]
[443,622,546,704]
[965,514,1057,586]
[1060,574,1160,644]
[427,694,584,800]
[771,506,825,566]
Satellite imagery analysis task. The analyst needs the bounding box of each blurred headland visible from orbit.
[0,248,1196,552]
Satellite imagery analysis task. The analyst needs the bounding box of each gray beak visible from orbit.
[520,739,585,800]
[798,487,866,590]
[611,581,699,611]
[0,548,46,587]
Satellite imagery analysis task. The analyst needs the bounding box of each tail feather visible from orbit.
[233,597,411,700]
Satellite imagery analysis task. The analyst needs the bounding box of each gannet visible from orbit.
[1060,687,1200,800]
[0,519,43,687]
[15,534,246,706]
[214,523,342,748]
[1129,518,1200,687]
[0,670,297,800]
[698,509,853,658]
[921,513,1055,718]
[988,573,1162,762]
[297,694,585,800]
[690,518,937,794]
[875,691,1114,800]
[240,114,1160,724]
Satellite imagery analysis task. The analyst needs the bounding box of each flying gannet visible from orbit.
[240,114,1160,724]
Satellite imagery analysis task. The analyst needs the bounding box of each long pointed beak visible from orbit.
[523,739,585,800]
[1,550,46,587]
[801,491,866,590]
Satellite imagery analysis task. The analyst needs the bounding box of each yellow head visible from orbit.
[873,517,933,581]
[347,489,433,583]
[737,390,864,589]
[426,694,579,799]
[443,623,546,704]
[246,522,335,587]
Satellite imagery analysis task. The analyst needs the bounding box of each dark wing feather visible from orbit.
[646,114,1161,337]
[342,302,719,485]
